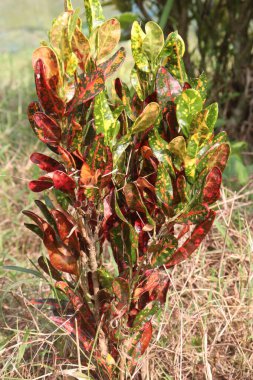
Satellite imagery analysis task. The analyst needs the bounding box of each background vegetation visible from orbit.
[0,0,252,378]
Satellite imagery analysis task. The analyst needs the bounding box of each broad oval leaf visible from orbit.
[131,102,160,134]
[156,67,181,111]
[206,102,218,132]
[176,89,203,137]
[142,21,164,68]
[97,18,121,61]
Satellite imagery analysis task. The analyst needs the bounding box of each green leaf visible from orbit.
[176,89,203,137]
[155,162,173,206]
[114,194,138,264]
[132,301,159,329]
[149,129,174,176]
[150,236,177,267]
[131,102,160,134]
[160,31,187,83]
[206,103,218,132]
[3,266,44,279]
[94,91,120,147]
[84,0,105,34]
[131,21,149,73]
[189,72,208,101]
[130,66,145,101]
[97,18,121,61]
[162,31,185,58]
[142,21,164,69]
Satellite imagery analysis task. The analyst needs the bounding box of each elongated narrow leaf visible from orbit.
[166,210,216,268]
[67,68,104,112]
[202,166,222,204]
[98,47,126,78]
[3,266,43,279]
[84,0,105,34]
[29,178,53,192]
[206,102,218,132]
[176,89,203,137]
[94,91,117,145]
[97,18,121,61]
[131,102,160,134]
[150,236,177,267]
[155,162,173,206]
[30,153,64,172]
[72,28,91,70]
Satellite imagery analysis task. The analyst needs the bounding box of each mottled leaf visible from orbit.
[150,236,177,267]
[155,162,173,206]
[176,89,203,137]
[166,210,216,268]
[84,0,105,34]
[34,60,65,116]
[33,112,62,146]
[131,102,160,134]
[98,47,126,78]
[94,91,118,146]
[67,68,104,112]
[156,67,181,111]
[97,18,121,61]
[131,21,149,72]
[53,171,76,194]
[30,153,64,172]
[206,102,218,132]
[202,166,222,204]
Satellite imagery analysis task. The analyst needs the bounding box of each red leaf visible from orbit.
[51,210,80,255]
[140,321,152,354]
[166,210,216,268]
[43,224,78,275]
[156,67,182,112]
[52,171,76,193]
[34,59,65,116]
[203,166,222,204]
[57,146,77,169]
[30,152,65,172]
[29,178,53,192]
[33,112,62,146]
[67,68,105,113]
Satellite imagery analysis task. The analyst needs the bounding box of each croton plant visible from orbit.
[24,0,230,378]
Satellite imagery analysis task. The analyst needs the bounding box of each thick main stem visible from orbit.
[77,213,108,358]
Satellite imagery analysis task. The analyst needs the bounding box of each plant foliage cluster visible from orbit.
[24,0,229,377]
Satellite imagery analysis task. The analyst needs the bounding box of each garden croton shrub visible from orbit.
[24,0,230,378]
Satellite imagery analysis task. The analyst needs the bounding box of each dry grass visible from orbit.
[0,57,253,380]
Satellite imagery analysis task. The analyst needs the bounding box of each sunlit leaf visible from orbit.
[97,18,121,61]
[176,89,203,137]
[131,21,149,72]
[131,102,160,134]
[142,21,164,69]
[98,47,126,78]
[84,0,105,34]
